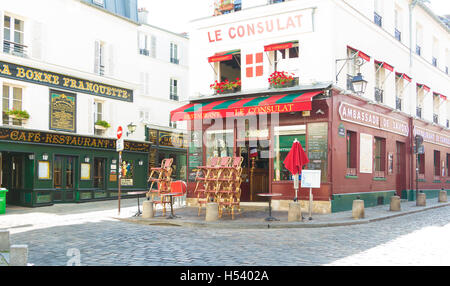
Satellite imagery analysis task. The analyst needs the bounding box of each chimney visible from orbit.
[138,7,149,24]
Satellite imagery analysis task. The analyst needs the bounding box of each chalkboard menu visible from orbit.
[307,122,328,182]
[50,90,76,132]
[188,130,203,182]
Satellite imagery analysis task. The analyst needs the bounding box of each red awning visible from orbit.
[264,42,294,52]
[441,95,447,101]
[417,83,430,92]
[375,60,394,72]
[395,72,412,82]
[170,91,323,122]
[208,50,240,63]
[347,46,371,62]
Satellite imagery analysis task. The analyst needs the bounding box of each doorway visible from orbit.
[53,155,77,202]
[0,152,33,205]
[93,158,106,189]
[237,140,270,202]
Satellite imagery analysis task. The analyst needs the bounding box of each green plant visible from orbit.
[5,109,30,119]
[210,78,241,94]
[95,120,111,128]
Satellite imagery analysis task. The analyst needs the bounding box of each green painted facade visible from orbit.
[331,190,396,213]
[401,189,450,201]
[0,139,149,207]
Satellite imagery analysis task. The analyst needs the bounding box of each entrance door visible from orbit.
[93,158,106,189]
[54,156,76,202]
[396,142,406,194]
[237,141,269,202]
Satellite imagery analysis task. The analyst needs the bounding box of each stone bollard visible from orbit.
[205,203,219,222]
[288,202,302,222]
[0,230,10,252]
[142,200,154,219]
[438,191,447,203]
[352,200,365,219]
[390,196,401,211]
[9,245,28,266]
[416,193,426,206]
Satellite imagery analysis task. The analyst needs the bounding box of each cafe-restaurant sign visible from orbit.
[339,102,409,137]
[413,126,450,148]
[0,61,133,102]
[0,127,150,152]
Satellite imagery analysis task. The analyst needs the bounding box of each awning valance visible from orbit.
[395,72,412,82]
[170,91,323,122]
[264,41,296,52]
[347,46,371,62]
[375,60,394,72]
[208,50,240,63]
[417,83,431,92]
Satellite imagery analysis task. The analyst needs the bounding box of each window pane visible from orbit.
[14,19,23,32]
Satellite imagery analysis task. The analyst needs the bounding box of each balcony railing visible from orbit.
[375,87,384,103]
[99,65,105,76]
[269,0,285,4]
[139,49,149,56]
[416,45,421,56]
[170,58,179,65]
[433,113,439,124]
[374,12,382,27]
[416,107,422,118]
[396,97,402,111]
[170,93,179,101]
[395,29,401,42]
[3,40,28,58]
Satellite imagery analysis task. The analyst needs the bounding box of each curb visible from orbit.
[115,202,450,229]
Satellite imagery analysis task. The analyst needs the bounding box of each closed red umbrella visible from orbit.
[283,140,309,201]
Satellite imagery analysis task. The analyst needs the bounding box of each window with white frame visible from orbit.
[416,24,423,56]
[170,42,179,64]
[2,84,23,126]
[94,41,106,76]
[170,78,178,101]
[140,72,150,96]
[151,35,157,58]
[93,0,104,6]
[3,15,25,56]
[138,32,150,56]
[271,42,299,75]
[374,0,383,27]
[432,38,439,67]
[93,101,105,136]
[346,48,361,77]
[395,76,404,110]
[169,115,177,129]
[394,7,402,42]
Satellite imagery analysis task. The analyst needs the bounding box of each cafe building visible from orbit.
[173,0,450,213]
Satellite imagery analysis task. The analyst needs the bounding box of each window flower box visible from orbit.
[94,120,111,130]
[5,109,30,121]
[268,71,298,88]
[210,78,241,94]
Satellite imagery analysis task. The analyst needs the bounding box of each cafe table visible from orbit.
[257,193,283,221]
[127,191,148,217]
[161,192,183,219]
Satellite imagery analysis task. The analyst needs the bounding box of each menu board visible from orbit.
[307,122,328,182]
[49,90,76,133]
[188,131,203,181]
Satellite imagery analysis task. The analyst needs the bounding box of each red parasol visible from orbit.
[283,141,309,176]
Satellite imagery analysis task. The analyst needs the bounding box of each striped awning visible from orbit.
[395,72,412,82]
[347,46,371,62]
[170,91,323,122]
[208,50,240,63]
[417,83,431,92]
[375,60,394,72]
[264,41,297,52]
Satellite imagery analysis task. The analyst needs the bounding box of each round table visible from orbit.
[128,191,148,217]
[257,193,282,221]
[161,192,183,219]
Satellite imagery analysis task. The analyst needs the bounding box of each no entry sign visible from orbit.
[117,126,123,139]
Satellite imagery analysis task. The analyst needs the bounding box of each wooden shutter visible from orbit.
[94,41,100,74]
[108,44,114,76]
[31,21,43,59]
[151,35,156,58]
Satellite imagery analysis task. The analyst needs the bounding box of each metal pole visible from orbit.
[309,187,313,220]
[118,151,122,215]
[416,152,419,205]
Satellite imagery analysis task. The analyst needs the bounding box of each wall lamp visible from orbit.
[42,153,49,161]
[127,122,137,136]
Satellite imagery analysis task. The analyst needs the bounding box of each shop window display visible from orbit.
[273,125,306,181]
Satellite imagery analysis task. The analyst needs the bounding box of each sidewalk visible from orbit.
[118,197,450,229]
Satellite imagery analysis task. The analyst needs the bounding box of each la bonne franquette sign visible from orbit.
[205,8,314,44]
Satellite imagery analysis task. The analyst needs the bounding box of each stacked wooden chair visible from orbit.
[193,156,220,216]
[146,158,173,216]
[216,156,244,220]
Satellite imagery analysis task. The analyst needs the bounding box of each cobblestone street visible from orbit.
[1,200,449,266]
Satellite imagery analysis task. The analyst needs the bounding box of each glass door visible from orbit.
[93,158,105,189]
[54,156,76,202]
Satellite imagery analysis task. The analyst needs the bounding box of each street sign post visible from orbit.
[301,170,321,220]
[117,126,124,215]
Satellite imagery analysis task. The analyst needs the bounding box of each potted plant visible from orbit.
[94,120,111,130]
[5,109,30,121]
[268,71,297,88]
[210,78,241,94]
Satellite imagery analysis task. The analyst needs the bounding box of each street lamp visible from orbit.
[351,73,368,96]
[127,122,137,136]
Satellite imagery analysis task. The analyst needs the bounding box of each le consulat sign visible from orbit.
[0,61,133,102]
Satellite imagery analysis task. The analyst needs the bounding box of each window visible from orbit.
[170,78,178,101]
[272,42,299,72]
[205,129,234,162]
[346,131,357,175]
[93,0,104,6]
[395,76,404,110]
[170,43,179,64]
[416,24,423,56]
[138,32,149,56]
[433,94,440,124]
[416,86,424,118]
[434,150,440,177]
[432,38,439,68]
[3,15,25,56]
[94,101,104,136]
[347,48,361,77]
[93,158,105,189]
[151,35,156,58]
[374,137,386,177]
[169,115,177,129]
[140,72,150,96]
[374,64,385,103]
[394,8,402,42]
[94,41,105,76]
[374,0,382,27]
[2,84,23,126]
[274,125,306,181]
[418,153,425,175]
[447,154,450,177]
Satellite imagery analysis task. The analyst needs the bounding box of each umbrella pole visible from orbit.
[293,174,299,202]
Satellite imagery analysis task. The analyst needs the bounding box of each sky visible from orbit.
[138,0,450,34]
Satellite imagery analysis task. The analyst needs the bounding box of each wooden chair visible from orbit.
[146,158,173,215]
[194,157,219,216]
[217,157,244,220]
